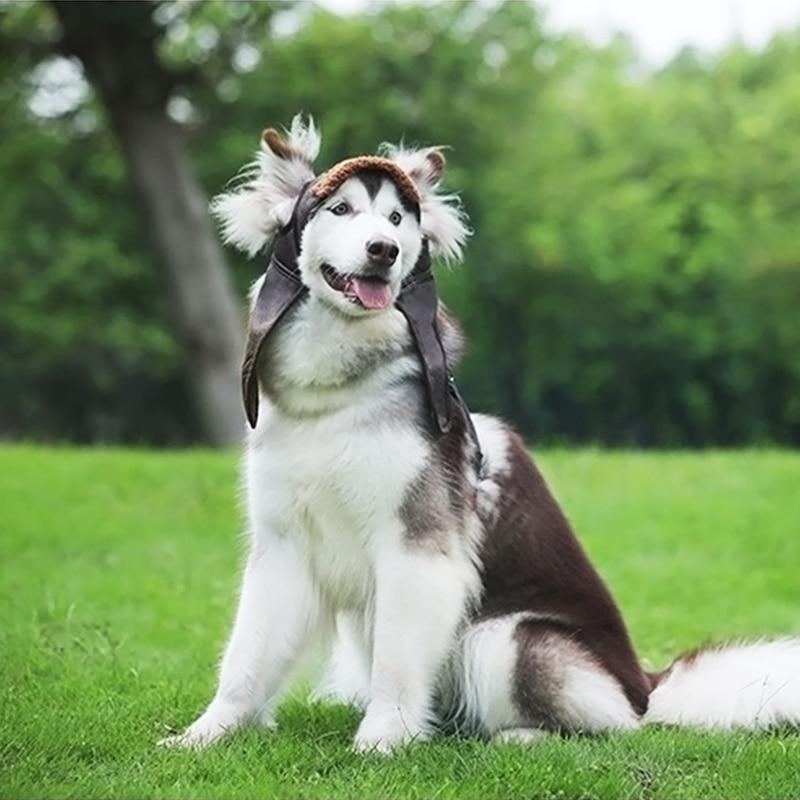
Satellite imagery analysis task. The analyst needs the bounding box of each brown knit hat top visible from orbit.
[310,156,420,207]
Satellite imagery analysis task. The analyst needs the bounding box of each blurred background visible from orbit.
[2,0,799,449]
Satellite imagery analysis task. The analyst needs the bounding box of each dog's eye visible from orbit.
[389,210,402,226]
[330,201,350,216]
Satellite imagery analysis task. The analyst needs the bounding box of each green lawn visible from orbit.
[1,446,799,799]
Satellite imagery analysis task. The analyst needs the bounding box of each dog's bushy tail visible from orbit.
[644,639,800,729]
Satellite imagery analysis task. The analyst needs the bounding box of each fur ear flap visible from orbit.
[211,115,320,257]
[381,144,470,263]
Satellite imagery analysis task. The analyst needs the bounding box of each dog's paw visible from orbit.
[157,725,226,750]
[352,706,426,754]
[157,709,240,750]
[157,731,211,751]
[352,734,403,755]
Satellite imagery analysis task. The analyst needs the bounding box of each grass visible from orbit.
[1,445,799,799]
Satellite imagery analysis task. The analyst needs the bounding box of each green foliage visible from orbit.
[0,6,189,443]
[2,446,799,798]
[2,1,800,444]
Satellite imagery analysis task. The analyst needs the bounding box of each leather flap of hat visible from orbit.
[242,262,306,428]
[395,253,452,434]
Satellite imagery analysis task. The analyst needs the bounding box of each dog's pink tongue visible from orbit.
[352,278,392,310]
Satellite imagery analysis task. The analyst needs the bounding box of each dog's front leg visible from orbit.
[160,534,320,749]
[354,542,469,753]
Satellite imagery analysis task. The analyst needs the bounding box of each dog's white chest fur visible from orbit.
[246,396,428,610]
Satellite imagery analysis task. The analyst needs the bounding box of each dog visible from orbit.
[161,116,800,752]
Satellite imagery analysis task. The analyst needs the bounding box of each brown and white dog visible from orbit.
[161,116,800,752]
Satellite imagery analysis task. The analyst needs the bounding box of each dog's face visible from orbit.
[298,175,422,317]
[212,115,470,319]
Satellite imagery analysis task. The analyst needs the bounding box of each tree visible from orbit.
[2,1,799,446]
[48,0,244,445]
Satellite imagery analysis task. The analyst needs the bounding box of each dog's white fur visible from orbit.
[161,116,800,753]
[211,116,321,257]
[646,639,800,729]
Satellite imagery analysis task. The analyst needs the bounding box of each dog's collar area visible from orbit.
[241,161,484,476]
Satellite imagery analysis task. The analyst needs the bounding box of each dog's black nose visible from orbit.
[366,237,399,268]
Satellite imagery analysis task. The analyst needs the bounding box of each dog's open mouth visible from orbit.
[321,265,393,311]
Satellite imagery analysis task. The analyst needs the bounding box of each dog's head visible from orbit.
[212,115,469,317]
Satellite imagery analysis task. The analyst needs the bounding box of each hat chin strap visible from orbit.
[394,245,452,433]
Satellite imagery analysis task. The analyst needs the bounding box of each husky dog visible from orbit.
[162,116,800,752]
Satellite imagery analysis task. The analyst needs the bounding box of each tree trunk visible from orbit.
[113,109,245,446]
[50,0,244,446]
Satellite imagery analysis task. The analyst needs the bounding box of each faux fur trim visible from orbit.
[312,157,421,206]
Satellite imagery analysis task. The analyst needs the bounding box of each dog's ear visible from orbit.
[381,144,470,263]
[211,114,320,257]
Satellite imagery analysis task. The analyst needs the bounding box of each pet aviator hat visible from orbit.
[242,133,463,439]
